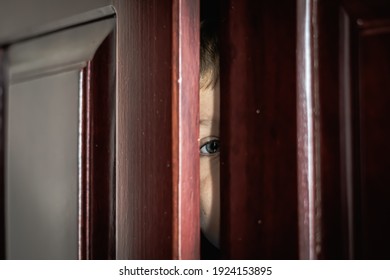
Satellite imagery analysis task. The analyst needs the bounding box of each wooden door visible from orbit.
[0,0,200,260]
[219,0,390,259]
[295,0,390,259]
[1,0,390,260]
[219,0,299,259]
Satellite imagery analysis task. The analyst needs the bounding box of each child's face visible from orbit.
[199,79,220,248]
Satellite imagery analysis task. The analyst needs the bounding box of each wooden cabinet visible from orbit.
[296,0,390,259]
[1,0,390,259]
[340,0,390,259]
[219,0,390,259]
[219,0,298,259]
[0,0,200,260]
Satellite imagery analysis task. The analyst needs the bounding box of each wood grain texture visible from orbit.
[172,0,200,260]
[79,32,116,260]
[114,0,200,259]
[340,0,390,259]
[220,0,298,259]
[114,0,174,259]
[0,49,5,259]
[1,0,200,260]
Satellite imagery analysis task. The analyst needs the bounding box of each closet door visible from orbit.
[297,0,390,259]
[0,0,200,260]
[114,0,200,260]
[339,0,390,259]
[220,0,390,259]
[219,0,299,259]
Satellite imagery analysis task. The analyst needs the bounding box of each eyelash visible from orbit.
[200,138,220,156]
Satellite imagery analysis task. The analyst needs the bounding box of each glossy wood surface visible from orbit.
[297,0,346,260]
[296,0,322,260]
[340,0,390,259]
[79,32,116,259]
[1,0,389,260]
[220,0,299,259]
[297,0,390,259]
[172,0,200,259]
[114,0,200,259]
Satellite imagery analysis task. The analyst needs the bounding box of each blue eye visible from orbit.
[200,139,220,155]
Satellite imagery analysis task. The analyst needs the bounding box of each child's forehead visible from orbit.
[200,79,220,125]
[200,79,219,102]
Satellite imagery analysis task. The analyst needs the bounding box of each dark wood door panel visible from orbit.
[220,0,298,259]
[1,0,200,259]
[359,32,390,259]
[113,0,200,259]
[2,0,389,260]
[79,32,116,260]
[298,0,390,259]
[340,0,390,259]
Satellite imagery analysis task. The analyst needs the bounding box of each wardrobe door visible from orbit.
[219,0,299,259]
[220,0,390,260]
[114,0,200,260]
[1,0,201,260]
[340,0,390,259]
[297,0,390,259]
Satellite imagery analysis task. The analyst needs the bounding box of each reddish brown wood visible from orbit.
[79,32,116,260]
[89,32,116,260]
[114,0,173,260]
[296,0,353,260]
[296,0,322,260]
[340,0,390,259]
[0,49,5,259]
[316,0,346,259]
[172,0,200,260]
[0,0,200,260]
[358,32,390,259]
[220,0,298,259]
[295,0,390,260]
[114,0,200,259]
[297,0,348,260]
[340,4,361,260]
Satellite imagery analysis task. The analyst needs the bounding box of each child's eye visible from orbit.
[200,138,220,156]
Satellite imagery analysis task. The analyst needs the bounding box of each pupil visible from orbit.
[206,140,219,153]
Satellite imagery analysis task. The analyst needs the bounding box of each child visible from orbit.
[199,19,220,256]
